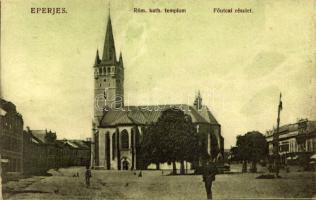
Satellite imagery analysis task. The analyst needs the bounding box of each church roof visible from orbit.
[199,105,219,124]
[99,104,219,127]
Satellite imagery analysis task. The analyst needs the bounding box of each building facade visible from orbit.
[0,98,23,174]
[265,119,316,162]
[92,16,224,170]
[23,129,91,175]
[23,129,48,175]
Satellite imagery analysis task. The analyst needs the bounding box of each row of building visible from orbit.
[0,98,91,177]
[228,119,316,165]
[265,119,316,164]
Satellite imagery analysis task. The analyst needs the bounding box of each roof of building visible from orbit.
[65,141,79,148]
[23,130,42,144]
[0,98,23,123]
[100,104,219,127]
[266,120,316,137]
[31,130,47,143]
[69,140,90,149]
[31,130,57,144]
[0,98,16,113]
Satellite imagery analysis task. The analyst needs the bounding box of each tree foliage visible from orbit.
[236,131,268,172]
[140,109,201,173]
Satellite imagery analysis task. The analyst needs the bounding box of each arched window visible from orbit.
[105,132,110,169]
[131,129,134,149]
[121,130,129,149]
[135,131,141,147]
[112,132,116,160]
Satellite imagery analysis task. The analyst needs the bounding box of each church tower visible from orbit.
[93,15,124,123]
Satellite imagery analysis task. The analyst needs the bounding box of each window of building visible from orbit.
[135,131,141,147]
[279,142,289,152]
[112,133,116,160]
[131,129,134,149]
[121,130,129,149]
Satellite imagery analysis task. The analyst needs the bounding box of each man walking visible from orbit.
[85,165,92,188]
[202,161,217,200]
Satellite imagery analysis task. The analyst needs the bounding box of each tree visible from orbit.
[229,146,238,162]
[236,131,268,173]
[140,109,201,174]
[141,123,166,169]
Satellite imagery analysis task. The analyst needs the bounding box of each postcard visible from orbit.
[0,0,315,199]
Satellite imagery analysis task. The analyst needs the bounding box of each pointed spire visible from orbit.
[119,52,123,64]
[108,1,111,17]
[193,90,202,110]
[102,14,116,63]
[94,49,100,66]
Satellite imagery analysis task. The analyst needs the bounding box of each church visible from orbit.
[91,15,224,170]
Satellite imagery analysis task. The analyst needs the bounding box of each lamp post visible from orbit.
[91,124,98,169]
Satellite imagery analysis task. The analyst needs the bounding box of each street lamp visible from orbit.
[91,125,98,169]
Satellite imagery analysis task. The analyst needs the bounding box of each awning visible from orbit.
[1,159,9,163]
[286,155,298,160]
[310,154,316,160]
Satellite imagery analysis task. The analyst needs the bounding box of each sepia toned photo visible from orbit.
[0,0,315,199]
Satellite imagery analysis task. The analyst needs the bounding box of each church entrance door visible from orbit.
[122,160,129,170]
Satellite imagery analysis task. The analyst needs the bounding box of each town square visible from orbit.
[1,0,315,199]
[2,165,316,200]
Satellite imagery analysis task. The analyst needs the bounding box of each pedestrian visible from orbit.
[85,165,92,187]
[138,170,142,177]
[202,161,217,200]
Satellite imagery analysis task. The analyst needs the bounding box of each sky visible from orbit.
[1,0,315,147]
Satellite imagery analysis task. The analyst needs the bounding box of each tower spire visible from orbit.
[119,51,123,64]
[193,90,202,110]
[94,49,100,66]
[108,1,110,17]
[102,5,116,63]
